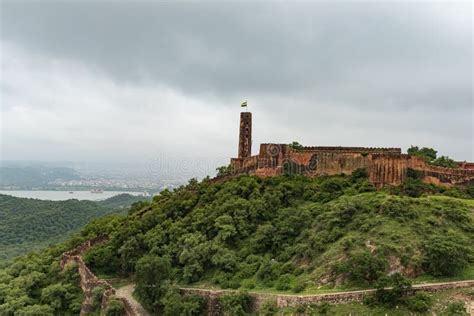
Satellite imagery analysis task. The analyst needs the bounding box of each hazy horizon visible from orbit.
[1,1,472,170]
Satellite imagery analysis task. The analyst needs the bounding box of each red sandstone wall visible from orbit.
[229,143,474,187]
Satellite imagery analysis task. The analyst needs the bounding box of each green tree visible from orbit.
[432,156,458,168]
[216,165,232,177]
[289,141,304,151]
[135,255,171,312]
[407,146,437,162]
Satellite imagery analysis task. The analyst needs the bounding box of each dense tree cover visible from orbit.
[0,244,83,315]
[79,173,473,307]
[407,146,458,168]
[0,172,473,314]
[0,194,148,265]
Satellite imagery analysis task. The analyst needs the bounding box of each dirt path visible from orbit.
[115,284,150,316]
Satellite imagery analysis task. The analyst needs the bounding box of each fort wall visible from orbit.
[229,111,474,187]
[60,237,139,316]
[230,142,474,188]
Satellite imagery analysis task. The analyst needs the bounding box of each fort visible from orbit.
[230,112,474,187]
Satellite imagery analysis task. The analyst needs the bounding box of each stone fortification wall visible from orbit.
[229,143,474,188]
[60,237,140,316]
[182,280,474,315]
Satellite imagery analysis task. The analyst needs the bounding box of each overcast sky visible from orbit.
[1,1,472,174]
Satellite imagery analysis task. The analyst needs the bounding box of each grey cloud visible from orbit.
[2,2,471,105]
[0,1,472,164]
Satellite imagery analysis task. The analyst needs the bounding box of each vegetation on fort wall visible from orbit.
[407,146,458,168]
[0,193,147,265]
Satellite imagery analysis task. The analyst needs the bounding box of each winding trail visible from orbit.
[115,284,150,316]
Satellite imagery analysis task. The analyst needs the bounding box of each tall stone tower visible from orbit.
[238,112,252,158]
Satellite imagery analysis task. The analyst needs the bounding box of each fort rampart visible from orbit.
[60,237,139,316]
[230,143,474,187]
[229,112,474,187]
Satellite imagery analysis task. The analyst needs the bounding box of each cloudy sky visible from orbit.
[1,1,472,174]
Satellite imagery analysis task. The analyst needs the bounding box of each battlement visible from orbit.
[299,146,401,154]
[229,112,474,187]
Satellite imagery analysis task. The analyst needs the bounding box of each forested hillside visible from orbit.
[0,173,473,315]
[0,194,147,265]
[81,173,473,314]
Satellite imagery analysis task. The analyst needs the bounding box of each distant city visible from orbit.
[0,160,210,193]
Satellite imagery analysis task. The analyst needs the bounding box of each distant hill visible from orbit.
[0,165,80,188]
[0,193,149,265]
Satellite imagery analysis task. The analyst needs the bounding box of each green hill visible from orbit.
[0,193,148,265]
[0,173,473,315]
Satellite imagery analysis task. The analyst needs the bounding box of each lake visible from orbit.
[0,190,143,201]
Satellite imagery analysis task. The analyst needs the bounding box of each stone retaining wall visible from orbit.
[181,280,474,315]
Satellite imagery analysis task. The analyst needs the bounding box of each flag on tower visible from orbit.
[241,101,247,107]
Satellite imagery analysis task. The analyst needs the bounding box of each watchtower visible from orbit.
[238,112,252,158]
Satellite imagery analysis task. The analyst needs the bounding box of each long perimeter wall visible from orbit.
[230,144,474,187]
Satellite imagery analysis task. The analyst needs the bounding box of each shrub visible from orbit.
[161,287,206,316]
[295,305,306,313]
[351,168,368,181]
[292,281,306,293]
[405,292,432,313]
[241,279,256,289]
[91,286,105,310]
[371,274,413,307]
[104,298,125,316]
[316,302,331,315]
[340,251,388,284]
[422,233,473,276]
[441,302,467,315]
[220,292,252,316]
[401,178,426,197]
[275,274,292,291]
[259,300,277,316]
